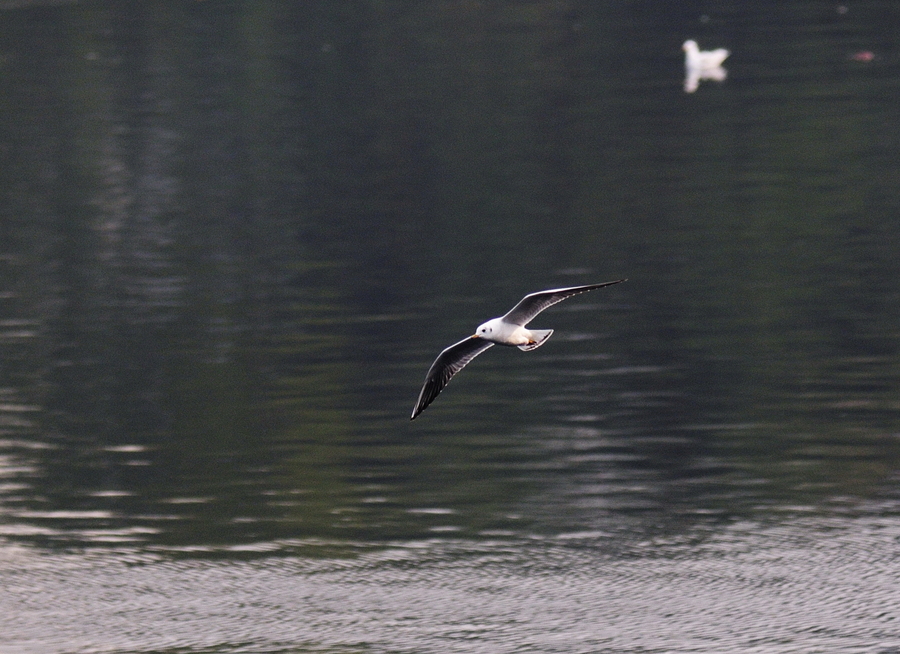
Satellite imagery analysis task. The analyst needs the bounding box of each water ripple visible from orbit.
[2,515,899,653]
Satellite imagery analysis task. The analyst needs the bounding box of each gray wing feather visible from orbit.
[501,280,625,326]
[411,336,495,419]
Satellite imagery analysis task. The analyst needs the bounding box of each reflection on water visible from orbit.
[2,1,900,652]
[2,517,899,653]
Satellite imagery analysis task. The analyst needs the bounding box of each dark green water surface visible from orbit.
[1,2,900,652]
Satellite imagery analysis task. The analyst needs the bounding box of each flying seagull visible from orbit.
[410,280,626,420]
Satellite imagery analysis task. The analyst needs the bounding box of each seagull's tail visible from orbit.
[518,329,553,351]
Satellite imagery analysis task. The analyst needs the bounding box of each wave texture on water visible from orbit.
[2,516,900,654]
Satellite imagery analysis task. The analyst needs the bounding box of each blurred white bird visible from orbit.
[682,39,729,93]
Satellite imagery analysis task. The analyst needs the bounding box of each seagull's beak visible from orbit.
[471,334,480,339]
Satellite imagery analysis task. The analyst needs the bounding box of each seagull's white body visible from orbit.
[410,280,626,420]
[682,39,730,69]
[682,40,729,93]
[474,317,549,348]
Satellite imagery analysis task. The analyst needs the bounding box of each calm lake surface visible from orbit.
[2,2,900,653]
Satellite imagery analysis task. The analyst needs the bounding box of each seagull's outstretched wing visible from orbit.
[501,280,626,326]
[411,336,494,420]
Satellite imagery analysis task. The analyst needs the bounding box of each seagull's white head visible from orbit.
[475,317,504,340]
[683,40,698,54]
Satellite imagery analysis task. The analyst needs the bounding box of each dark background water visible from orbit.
[2,1,900,653]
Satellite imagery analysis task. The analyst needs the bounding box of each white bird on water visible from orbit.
[410,280,626,420]
[682,39,729,93]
